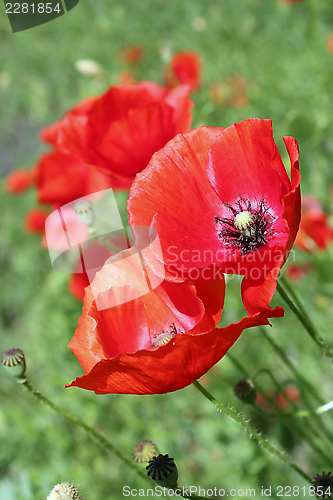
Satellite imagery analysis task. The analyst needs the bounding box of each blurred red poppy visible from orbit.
[295,195,333,252]
[276,385,301,409]
[24,208,49,233]
[67,250,270,394]
[118,45,144,65]
[128,118,301,317]
[4,169,31,194]
[40,82,193,188]
[286,263,312,281]
[165,51,201,91]
[34,151,120,206]
[277,0,304,3]
[209,75,249,109]
[327,33,333,55]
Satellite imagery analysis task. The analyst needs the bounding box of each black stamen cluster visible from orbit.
[215,196,274,256]
[151,323,183,348]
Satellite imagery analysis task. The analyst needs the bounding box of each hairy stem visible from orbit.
[193,380,312,483]
[276,279,333,357]
[20,379,209,500]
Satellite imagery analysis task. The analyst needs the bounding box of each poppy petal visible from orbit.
[66,312,270,395]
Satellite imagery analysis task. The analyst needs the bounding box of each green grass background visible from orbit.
[1,0,333,498]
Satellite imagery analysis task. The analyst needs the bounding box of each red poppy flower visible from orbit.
[66,250,270,394]
[24,208,49,233]
[4,169,31,194]
[276,385,301,409]
[34,150,124,206]
[40,82,193,188]
[209,75,249,109]
[327,33,333,55]
[128,118,301,317]
[68,241,121,301]
[295,195,333,252]
[118,45,144,65]
[286,263,312,281]
[165,51,201,91]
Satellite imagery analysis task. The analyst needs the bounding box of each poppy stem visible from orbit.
[259,327,333,446]
[20,378,148,481]
[227,350,333,462]
[192,380,312,483]
[276,278,333,357]
[20,379,211,500]
[259,327,325,405]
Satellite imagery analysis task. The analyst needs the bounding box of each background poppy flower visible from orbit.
[327,33,333,55]
[277,0,304,3]
[24,208,49,233]
[128,118,301,317]
[286,263,312,281]
[67,250,270,394]
[165,51,201,91]
[3,169,31,194]
[118,45,144,65]
[34,150,124,206]
[295,195,333,252]
[40,82,193,188]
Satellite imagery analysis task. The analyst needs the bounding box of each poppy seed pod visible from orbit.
[132,440,157,463]
[45,483,81,500]
[1,349,26,381]
[310,472,333,499]
[146,454,178,489]
[233,378,257,404]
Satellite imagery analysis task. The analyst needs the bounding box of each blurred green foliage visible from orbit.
[1,0,333,498]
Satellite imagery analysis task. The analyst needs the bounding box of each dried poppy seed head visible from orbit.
[73,199,94,227]
[132,440,157,463]
[146,454,178,488]
[311,471,333,499]
[234,378,256,404]
[45,483,81,500]
[1,349,26,380]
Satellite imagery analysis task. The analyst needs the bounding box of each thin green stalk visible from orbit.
[21,379,209,500]
[252,368,299,410]
[257,400,333,419]
[259,327,333,444]
[259,327,325,405]
[193,380,312,483]
[226,352,332,463]
[276,280,333,357]
[22,379,147,480]
[279,275,309,321]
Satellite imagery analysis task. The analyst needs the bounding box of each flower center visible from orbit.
[151,323,183,347]
[214,196,274,255]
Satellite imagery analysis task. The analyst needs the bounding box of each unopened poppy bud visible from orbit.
[132,440,156,463]
[45,483,81,500]
[1,349,26,381]
[310,471,333,499]
[146,454,178,489]
[233,378,256,404]
[73,199,94,227]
